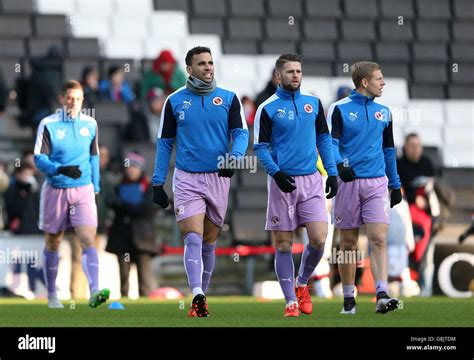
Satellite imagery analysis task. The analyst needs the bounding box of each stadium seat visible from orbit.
[379,0,415,19]
[444,100,474,124]
[191,18,225,36]
[231,210,268,245]
[35,0,76,14]
[223,40,258,55]
[392,124,404,148]
[110,16,149,37]
[304,0,342,18]
[75,0,115,15]
[28,38,64,57]
[149,12,189,39]
[412,43,448,63]
[217,78,255,98]
[143,38,184,62]
[378,20,414,42]
[375,43,411,63]
[416,0,451,20]
[412,64,448,84]
[154,0,189,12]
[402,126,442,147]
[0,59,20,88]
[229,0,264,17]
[450,43,474,62]
[410,84,446,99]
[376,78,410,106]
[66,38,101,59]
[98,124,122,157]
[261,40,296,55]
[239,167,268,189]
[227,19,262,40]
[444,127,473,147]
[1,0,34,13]
[416,21,450,42]
[34,15,70,37]
[103,37,144,59]
[405,100,445,127]
[300,41,336,62]
[343,0,378,19]
[303,62,334,77]
[64,59,99,81]
[337,42,374,62]
[452,21,474,42]
[71,15,111,39]
[267,0,303,17]
[0,15,32,37]
[0,38,26,58]
[183,34,222,60]
[101,58,139,82]
[191,0,227,17]
[95,102,129,125]
[442,145,474,168]
[303,19,339,41]
[447,85,474,99]
[235,190,267,210]
[341,20,376,41]
[115,0,153,13]
[218,55,257,81]
[380,64,410,79]
[300,76,333,108]
[453,0,474,20]
[264,19,301,41]
[450,65,474,84]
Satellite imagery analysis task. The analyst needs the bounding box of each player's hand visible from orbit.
[58,165,82,179]
[337,163,356,182]
[325,175,338,199]
[218,168,235,178]
[273,171,296,193]
[153,185,169,208]
[390,188,402,208]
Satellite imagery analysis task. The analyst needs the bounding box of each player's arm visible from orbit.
[33,122,62,175]
[315,100,337,176]
[327,104,344,166]
[228,94,249,159]
[90,123,100,193]
[152,98,176,186]
[253,106,279,176]
[383,113,401,190]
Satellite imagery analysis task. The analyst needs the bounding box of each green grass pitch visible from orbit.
[0,296,472,327]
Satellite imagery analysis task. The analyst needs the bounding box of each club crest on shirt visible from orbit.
[79,127,90,137]
[175,205,185,216]
[374,111,384,121]
[56,129,66,139]
[212,97,223,106]
[271,216,280,226]
[304,104,313,113]
[334,214,342,224]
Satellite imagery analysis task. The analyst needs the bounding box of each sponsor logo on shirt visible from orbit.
[277,108,286,118]
[349,112,358,121]
[212,96,223,106]
[56,129,66,139]
[304,104,313,113]
[182,99,192,110]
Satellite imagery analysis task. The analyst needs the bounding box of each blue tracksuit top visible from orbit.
[33,110,100,192]
[152,85,249,185]
[253,86,337,177]
[327,89,401,189]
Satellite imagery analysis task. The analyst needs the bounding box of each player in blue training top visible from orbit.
[34,80,109,308]
[254,54,339,317]
[327,61,402,315]
[152,46,249,317]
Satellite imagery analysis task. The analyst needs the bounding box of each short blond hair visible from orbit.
[351,61,381,88]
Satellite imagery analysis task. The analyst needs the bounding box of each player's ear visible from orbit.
[186,65,193,76]
[361,77,369,89]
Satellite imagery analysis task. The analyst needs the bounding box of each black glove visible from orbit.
[58,165,82,179]
[153,185,169,208]
[325,175,338,199]
[390,188,402,208]
[218,168,235,178]
[337,163,356,183]
[273,171,296,193]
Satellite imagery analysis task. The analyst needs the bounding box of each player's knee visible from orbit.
[340,237,357,250]
[308,237,325,250]
[275,240,292,252]
[45,234,62,251]
[369,233,386,248]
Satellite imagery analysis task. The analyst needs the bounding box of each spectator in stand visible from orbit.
[0,159,10,231]
[255,69,278,108]
[81,66,101,108]
[99,65,135,104]
[241,96,256,127]
[336,85,351,101]
[140,50,187,98]
[0,69,7,115]
[143,87,166,141]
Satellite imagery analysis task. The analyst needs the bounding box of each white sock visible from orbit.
[286,300,298,307]
[192,287,204,297]
[296,278,307,288]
